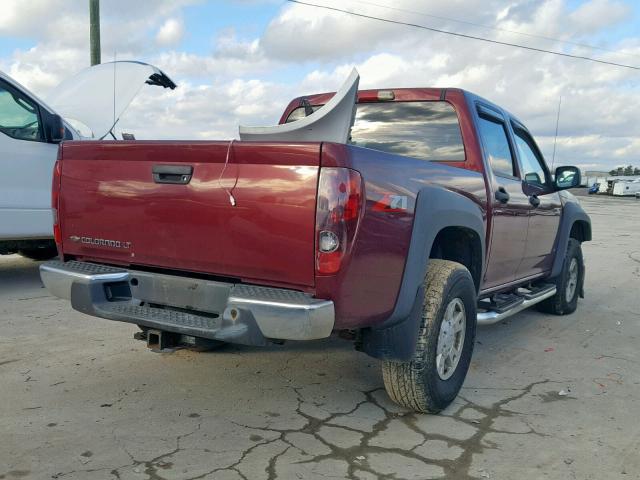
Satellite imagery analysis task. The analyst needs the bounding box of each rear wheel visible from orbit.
[382,259,477,413]
[19,244,58,261]
[536,238,584,315]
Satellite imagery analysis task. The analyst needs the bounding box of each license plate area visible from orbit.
[127,270,232,315]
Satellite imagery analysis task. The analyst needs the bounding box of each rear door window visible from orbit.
[477,114,516,177]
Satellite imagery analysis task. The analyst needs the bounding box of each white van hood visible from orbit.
[45,61,176,139]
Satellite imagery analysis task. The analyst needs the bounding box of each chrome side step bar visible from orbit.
[477,285,557,326]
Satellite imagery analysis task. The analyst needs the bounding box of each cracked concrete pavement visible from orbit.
[1,194,639,480]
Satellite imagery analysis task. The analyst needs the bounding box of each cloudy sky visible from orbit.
[1,0,638,171]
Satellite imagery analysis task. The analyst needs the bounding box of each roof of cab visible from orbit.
[279,87,526,129]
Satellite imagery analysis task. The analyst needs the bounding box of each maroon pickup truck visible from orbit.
[41,87,591,413]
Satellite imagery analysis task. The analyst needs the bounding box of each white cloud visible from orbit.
[116,77,292,140]
[6,46,87,93]
[569,0,631,34]
[257,0,639,170]
[261,2,396,61]
[0,0,65,36]
[0,0,200,93]
[156,18,185,47]
[150,34,272,80]
[1,0,639,171]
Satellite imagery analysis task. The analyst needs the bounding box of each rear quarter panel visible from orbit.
[315,89,489,329]
[320,148,487,329]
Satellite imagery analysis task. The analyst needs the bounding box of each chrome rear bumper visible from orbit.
[40,261,334,343]
[40,261,129,301]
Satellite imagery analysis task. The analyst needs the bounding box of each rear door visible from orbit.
[476,105,530,289]
[510,122,561,277]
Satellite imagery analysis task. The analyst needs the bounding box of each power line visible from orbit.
[348,0,640,61]
[286,0,640,71]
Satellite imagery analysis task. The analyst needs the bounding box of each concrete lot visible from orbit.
[1,194,639,480]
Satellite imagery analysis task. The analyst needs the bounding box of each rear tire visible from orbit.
[536,238,583,315]
[382,259,477,413]
[19,244,58,261]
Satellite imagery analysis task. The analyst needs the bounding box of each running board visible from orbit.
[477,285,556,326]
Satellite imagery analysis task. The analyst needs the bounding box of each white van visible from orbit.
[0,62,175,259]
[612,179,640,196]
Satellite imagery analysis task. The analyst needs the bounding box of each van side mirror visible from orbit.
[554,166,581,190]
[44,113,65,143]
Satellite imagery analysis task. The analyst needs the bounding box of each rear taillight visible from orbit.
[52,152,62,248]
[315,167,363,275]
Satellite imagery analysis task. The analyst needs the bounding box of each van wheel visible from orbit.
[19,245,58,261]
[382,259,477,413]
[536,238,584,315]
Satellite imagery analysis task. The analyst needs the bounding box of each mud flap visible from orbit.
[358,284,425,362]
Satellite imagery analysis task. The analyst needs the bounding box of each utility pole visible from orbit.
[89,0,101,65]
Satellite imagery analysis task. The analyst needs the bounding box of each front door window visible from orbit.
[0,82,42,141]
[512,127,549,189]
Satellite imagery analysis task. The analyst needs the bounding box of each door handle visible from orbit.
[495,186,510,204]
[152,165,193,185]
[529,195,540,208]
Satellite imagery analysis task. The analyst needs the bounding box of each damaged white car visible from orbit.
[0,61,175,260]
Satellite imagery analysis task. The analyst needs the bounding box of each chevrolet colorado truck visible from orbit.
[40,86,591,413]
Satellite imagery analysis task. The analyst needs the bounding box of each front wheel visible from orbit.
[536,238,584,315]
[382,259,477,413]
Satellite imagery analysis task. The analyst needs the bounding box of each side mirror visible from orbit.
[554,166,581,190]
[44,113,65,143]
[524,172,542,185]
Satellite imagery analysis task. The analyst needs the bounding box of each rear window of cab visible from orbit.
[285,101,465,162]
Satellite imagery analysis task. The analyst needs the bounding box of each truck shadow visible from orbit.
[0,255,48,295]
